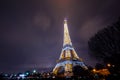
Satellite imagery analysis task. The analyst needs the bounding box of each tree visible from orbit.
[88,18,120,67]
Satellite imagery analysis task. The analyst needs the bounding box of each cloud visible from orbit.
[79,16,106,41]
[33,13,51,31]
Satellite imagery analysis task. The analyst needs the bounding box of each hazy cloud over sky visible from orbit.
[0,0,120,73]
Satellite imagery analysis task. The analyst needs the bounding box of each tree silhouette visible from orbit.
[88,18,120,67]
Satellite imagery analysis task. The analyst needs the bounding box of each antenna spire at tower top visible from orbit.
[64,17,67,24]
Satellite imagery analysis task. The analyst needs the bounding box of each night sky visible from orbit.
[0,0,120,73]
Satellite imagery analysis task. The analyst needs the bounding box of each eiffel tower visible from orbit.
[53,18,88,77]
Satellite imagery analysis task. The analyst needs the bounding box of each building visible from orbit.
[53,18,88,77]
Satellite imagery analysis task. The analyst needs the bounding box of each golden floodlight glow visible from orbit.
[93,69,110,76]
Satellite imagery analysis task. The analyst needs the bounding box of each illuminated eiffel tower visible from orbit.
[53,18,88,77]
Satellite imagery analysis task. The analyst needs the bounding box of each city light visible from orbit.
[33,70,37,73]
[93,68,96,72]
[107,63,111,67]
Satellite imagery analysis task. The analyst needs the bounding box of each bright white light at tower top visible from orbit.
[64,18,67,22]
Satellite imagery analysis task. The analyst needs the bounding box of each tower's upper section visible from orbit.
[59,18,80,60]
[63,18,72,46]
